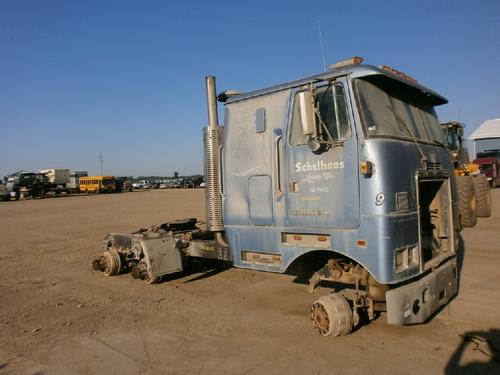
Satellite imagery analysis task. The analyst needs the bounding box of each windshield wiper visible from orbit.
[386,104,427,162]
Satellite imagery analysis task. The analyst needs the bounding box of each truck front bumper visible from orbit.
[385,257,457,325]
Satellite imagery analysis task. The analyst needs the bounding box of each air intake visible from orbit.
[425,161,442,171]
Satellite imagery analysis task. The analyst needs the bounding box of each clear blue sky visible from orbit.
[1,0,498,177]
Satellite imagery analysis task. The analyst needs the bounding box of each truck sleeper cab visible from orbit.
[95,60,458,336]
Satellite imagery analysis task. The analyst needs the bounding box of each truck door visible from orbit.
[284,80,360,229]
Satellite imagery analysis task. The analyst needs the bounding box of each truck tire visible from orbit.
[456,176,477,227]
[473,175,492,217]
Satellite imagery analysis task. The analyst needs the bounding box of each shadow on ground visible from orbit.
[182,259,232,283]
[445,329,500,374]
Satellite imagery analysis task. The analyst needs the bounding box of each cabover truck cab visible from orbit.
[475,149,500,188]
[95,58,459,336]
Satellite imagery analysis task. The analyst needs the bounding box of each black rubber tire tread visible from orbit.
[456,176,477,227]
[473,175,492,217]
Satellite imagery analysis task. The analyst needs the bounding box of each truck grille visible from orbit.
[425,161,442,171]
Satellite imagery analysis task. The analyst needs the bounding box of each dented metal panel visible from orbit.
[386,258,457,324]
[140,234,183,278]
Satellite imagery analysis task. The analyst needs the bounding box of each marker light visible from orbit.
[329,56,364,70]
[357,239,367,248]
[380,65,417,83]
[360,160,373,176]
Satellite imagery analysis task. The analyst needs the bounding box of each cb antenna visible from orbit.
[317,16,327,72]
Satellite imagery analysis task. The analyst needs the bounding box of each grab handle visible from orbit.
[274,131,283,197]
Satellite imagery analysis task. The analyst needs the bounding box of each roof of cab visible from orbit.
[222,64,447,106]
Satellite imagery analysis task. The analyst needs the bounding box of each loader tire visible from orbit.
[473,175,492,217]
[456,176,477,227]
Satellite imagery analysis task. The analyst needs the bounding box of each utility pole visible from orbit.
[99,152,104,176]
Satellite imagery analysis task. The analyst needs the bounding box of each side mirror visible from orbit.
[297,89,320,152]
[456,126,464,137]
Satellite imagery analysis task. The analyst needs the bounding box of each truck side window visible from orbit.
[334,85,352,140]
[289,83,351,146]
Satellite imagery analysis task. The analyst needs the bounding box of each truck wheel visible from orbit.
[473,175,492,217]
[101,251,122,276]
[456,176,477,227]
[131,260,162,284]
[311,293,353,336]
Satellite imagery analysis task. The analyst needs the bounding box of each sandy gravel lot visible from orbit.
[0,189,499,374]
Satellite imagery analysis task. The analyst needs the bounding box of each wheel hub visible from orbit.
[311,302,331,335]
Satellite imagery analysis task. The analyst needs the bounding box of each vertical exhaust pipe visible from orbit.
[204,76,224,233]
[206,76,219,127]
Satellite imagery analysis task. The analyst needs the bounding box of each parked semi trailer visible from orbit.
[94,58,459,336]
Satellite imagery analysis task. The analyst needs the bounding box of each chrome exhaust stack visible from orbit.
[204,76,224,232]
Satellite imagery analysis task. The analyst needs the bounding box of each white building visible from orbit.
[469,118,500,158]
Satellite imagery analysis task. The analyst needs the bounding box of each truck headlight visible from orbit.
[395,245,419,273]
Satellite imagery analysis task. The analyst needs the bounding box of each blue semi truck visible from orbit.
[94,58,459,336]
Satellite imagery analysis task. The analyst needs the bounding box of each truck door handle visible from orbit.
[274,134,283,197]
[218,145,225,197]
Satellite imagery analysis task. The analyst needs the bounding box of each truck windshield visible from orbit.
[479,164,493,172]
[446,129,460,151]
[354,75,445,145]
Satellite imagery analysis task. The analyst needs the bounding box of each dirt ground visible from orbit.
[0,189,499,375]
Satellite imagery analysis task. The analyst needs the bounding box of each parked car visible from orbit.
[136,180,152,189]
[170,180,182,188]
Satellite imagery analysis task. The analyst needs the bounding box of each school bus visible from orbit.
[79,176,118,193]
